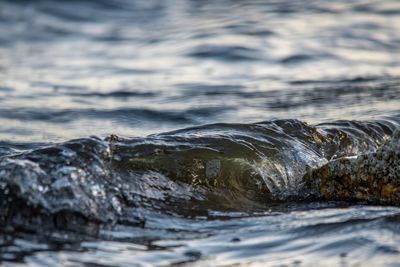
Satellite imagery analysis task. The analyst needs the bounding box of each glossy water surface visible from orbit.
[1,0,400,266]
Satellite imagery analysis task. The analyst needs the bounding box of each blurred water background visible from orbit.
[1,0,400,142]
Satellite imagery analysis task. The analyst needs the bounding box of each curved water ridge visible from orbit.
[0,117,399,228]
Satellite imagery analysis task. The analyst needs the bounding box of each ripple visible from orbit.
[187,45,261,61]
[0,107,234,125]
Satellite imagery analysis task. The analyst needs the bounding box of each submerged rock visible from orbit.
[0,137,145,230]
[303,132,400,204]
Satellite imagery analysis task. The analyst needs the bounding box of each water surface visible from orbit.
[1,0,400,266]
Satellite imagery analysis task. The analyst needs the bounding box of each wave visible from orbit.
[0,107,232,125]
[0,117,399,230]
[186,45,261,61]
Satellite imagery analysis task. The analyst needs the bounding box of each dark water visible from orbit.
[1,0,400,266]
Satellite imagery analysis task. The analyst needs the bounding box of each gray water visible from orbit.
[1,0,400,266]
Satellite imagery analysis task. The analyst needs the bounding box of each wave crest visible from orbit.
[0,118,399,229]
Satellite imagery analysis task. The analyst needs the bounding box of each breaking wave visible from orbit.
[1,116,399,230]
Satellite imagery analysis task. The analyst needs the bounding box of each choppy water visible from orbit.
[1,0,400,266]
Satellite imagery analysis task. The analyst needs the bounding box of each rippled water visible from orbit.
[1,0,400,266]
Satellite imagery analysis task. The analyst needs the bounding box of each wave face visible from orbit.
[1,117,399,230]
